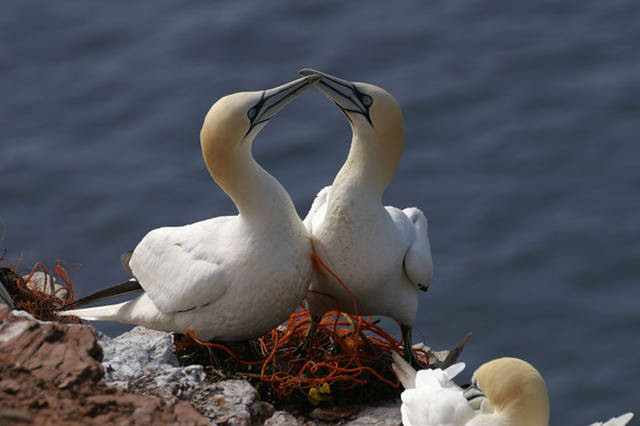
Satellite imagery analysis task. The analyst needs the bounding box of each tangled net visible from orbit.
[173,253,429,409]
[0,256,79,323]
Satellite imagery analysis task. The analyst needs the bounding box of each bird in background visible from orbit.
[392,352,634,426]
[299,68,433,366]
[58,74,323,341]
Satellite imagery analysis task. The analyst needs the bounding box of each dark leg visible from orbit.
[206,345,221,369]
[401,324,421,369]
[248,339,262,358]
[297,315,322,356]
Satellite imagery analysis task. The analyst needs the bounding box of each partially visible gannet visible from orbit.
[59,74,322,341]
[299,68,433,365]
[393,352,634,426]
[589,413,635,426]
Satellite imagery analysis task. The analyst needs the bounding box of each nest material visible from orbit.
[0,259,79,323]
[174,305,430,411]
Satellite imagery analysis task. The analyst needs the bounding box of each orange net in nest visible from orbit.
[173,253,429,409]
[0,259,80,323]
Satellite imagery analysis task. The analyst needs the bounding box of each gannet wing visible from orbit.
[392,351,418,389]
[303,186,330,234]
[59,279,143,309]
[444,362,466,382]
[401,376,475,426]
[401,207,434,291]
[129,218,230,314]
[589,413,634,426]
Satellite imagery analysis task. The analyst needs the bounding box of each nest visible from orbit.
[173,253,429,411]
[174,306,428,410]
[0,258,79,323]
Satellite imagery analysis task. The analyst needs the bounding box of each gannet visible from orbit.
[299,69,433,365]
[393,352,634,426]
[58,74,322,341]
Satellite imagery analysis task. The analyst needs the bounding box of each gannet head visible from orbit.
[299,68,404,188]
[470,357,550,426]
[201,74,321,183]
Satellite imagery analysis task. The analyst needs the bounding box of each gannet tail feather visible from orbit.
[590,413,634,426]
[56,300,134,321]
[392,351,418,389]
[58,295,173,333]
[59,279,143,310]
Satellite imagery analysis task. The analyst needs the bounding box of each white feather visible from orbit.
[589,413,634,426]
[399,362,475,426]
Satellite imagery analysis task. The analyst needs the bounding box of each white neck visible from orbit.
[204,138,299,227]
[331,129,393,205]
[234,154,298,224]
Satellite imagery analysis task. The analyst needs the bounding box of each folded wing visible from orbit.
[129,218,230,314]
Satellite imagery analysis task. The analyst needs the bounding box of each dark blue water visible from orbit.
[1,1,638,423]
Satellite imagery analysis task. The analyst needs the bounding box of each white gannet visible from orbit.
[393,352,634,426]
[58,74,322,341]
[299,69,433,365]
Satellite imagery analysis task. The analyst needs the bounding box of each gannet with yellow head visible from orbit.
[300,68,433,366]
[59,74,321,341]
[393,353,633,426]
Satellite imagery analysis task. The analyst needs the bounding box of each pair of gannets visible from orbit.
[392,352,634,426]
[59,70,433,362]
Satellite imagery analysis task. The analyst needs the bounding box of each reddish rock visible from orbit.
[0,306,208,425]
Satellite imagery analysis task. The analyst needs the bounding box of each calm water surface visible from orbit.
[1,1,639,424]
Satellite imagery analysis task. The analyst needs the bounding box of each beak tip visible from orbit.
[299,68,321,77]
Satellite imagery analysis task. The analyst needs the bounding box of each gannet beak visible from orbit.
[245,74,322,138]
[299,68,373,126]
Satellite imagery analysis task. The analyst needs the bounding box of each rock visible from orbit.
[98,325,179,389]
[99,326,275,425]
[0,306,208,425]
[264,411,303,425]
[344,402,402,425]
[0,305,103,389]
[310,405,360,422]
[194,379,273,425]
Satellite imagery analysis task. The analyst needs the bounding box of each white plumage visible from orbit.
[59,75,322,341]
[589,413,634,426]
[393,354,475,426]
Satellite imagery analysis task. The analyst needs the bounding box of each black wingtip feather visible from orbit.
[59,279,143,310]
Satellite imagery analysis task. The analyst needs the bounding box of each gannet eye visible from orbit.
[247,107,257,120]
[362,95,373,107]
